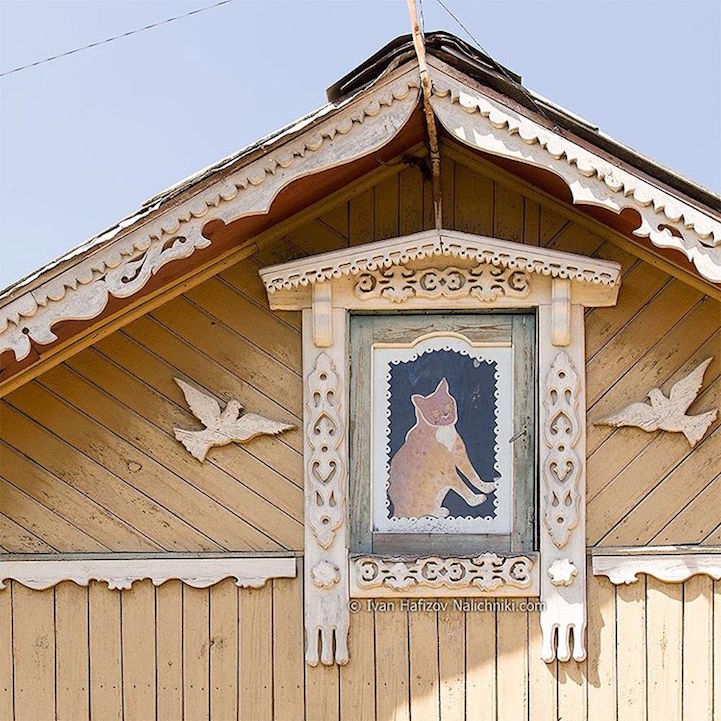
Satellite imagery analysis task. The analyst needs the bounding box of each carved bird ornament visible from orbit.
[173,378,294,461]
[596,357,717,447]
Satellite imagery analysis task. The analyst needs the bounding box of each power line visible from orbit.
[0,0,234,79]
[432,0,554,123]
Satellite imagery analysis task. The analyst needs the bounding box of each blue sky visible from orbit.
[1,0,719,288]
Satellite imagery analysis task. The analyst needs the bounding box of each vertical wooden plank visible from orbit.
[273,575,305,721]
[714,580,720,720]
[441,156,455,228]
[557,659,586,721]
[453,161,493,235]
[89,582,122,721]
[156,581,183,721]
[493,184,524,242]
[373,605,409,721]
[305,664,339,721]
[466,605,496,721]
[523,198,541,246]
[645,577,682,721]
[375,175,399,240]
[683,575,713,719]
[183,586,210,721]
[496,601,528,721]
[12,584,55,721]
[122,580,156,721]
[0,584,14,721]
[55,582,89,721]
[349,189,374,246]
[408,610,439,720]
[209,579,238,721]
[398,166,424,235]
[586,573,616,721]
[528,605,557,721]
[438,606,465,721]
[616,580,647,721]
[339,601,374,721]
[240,585,273,721]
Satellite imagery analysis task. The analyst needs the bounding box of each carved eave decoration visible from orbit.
[0,62,422,387]
[426,57,721,285]
[261,230,621,666]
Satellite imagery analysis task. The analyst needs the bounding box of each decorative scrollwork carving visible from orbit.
[354,264,530,303]
[353,553,534,592]
[306,353,345,550]
[547,558,577,587]
[542,351,581,548]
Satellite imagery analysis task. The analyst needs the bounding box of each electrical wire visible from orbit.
[0,0,234,78]
[432,0,554,124]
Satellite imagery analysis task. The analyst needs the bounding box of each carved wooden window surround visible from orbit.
[260,228,621,666]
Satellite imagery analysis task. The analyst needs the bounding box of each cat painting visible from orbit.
[387,377,497,519]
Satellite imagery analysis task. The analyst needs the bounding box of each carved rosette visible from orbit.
[353,553,534,592]
[542,351,581,548]
[354,264,530,303]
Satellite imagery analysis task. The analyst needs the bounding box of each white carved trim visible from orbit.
[261,228,621,297]
[538,305,587,663]
[592,552,721,585]
[261,232,613,666]
[428,61,721,284]
[0,556,296,591]
[349,553,538,597]
[0,69,420,362]
[354,263,530,303]
[303,310,350,666]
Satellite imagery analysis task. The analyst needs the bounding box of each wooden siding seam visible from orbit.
[596,421,720,547]
[585,276,674,365]
[0,474,107,554]
[4,392,224,552]
[26,376,237,551]
[649,467,721,546]
[0,439,146,553]
[0,510,57,554]
[37,363,302,546]
[178,293,302,380]
[83,341,304,494]
[140,310,301,423]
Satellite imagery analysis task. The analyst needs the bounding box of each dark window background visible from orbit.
[387,349,499,519]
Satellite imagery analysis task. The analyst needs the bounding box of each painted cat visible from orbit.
[387,377,496,519]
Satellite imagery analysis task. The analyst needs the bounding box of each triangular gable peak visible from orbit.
[1,33,718,394]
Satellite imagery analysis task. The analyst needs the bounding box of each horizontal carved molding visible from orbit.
[349,552,539,598]
[592,551,721,585]
[0,555,297,591]
[354,264,530,303]
[261,228,621,298]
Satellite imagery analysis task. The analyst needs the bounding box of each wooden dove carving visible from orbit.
[597,357,717,447]
[173,378,294,461]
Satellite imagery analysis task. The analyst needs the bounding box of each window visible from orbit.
[350,312,535,556]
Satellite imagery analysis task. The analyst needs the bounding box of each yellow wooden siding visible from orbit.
[0,151,718,552]
[0,564,718,720]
